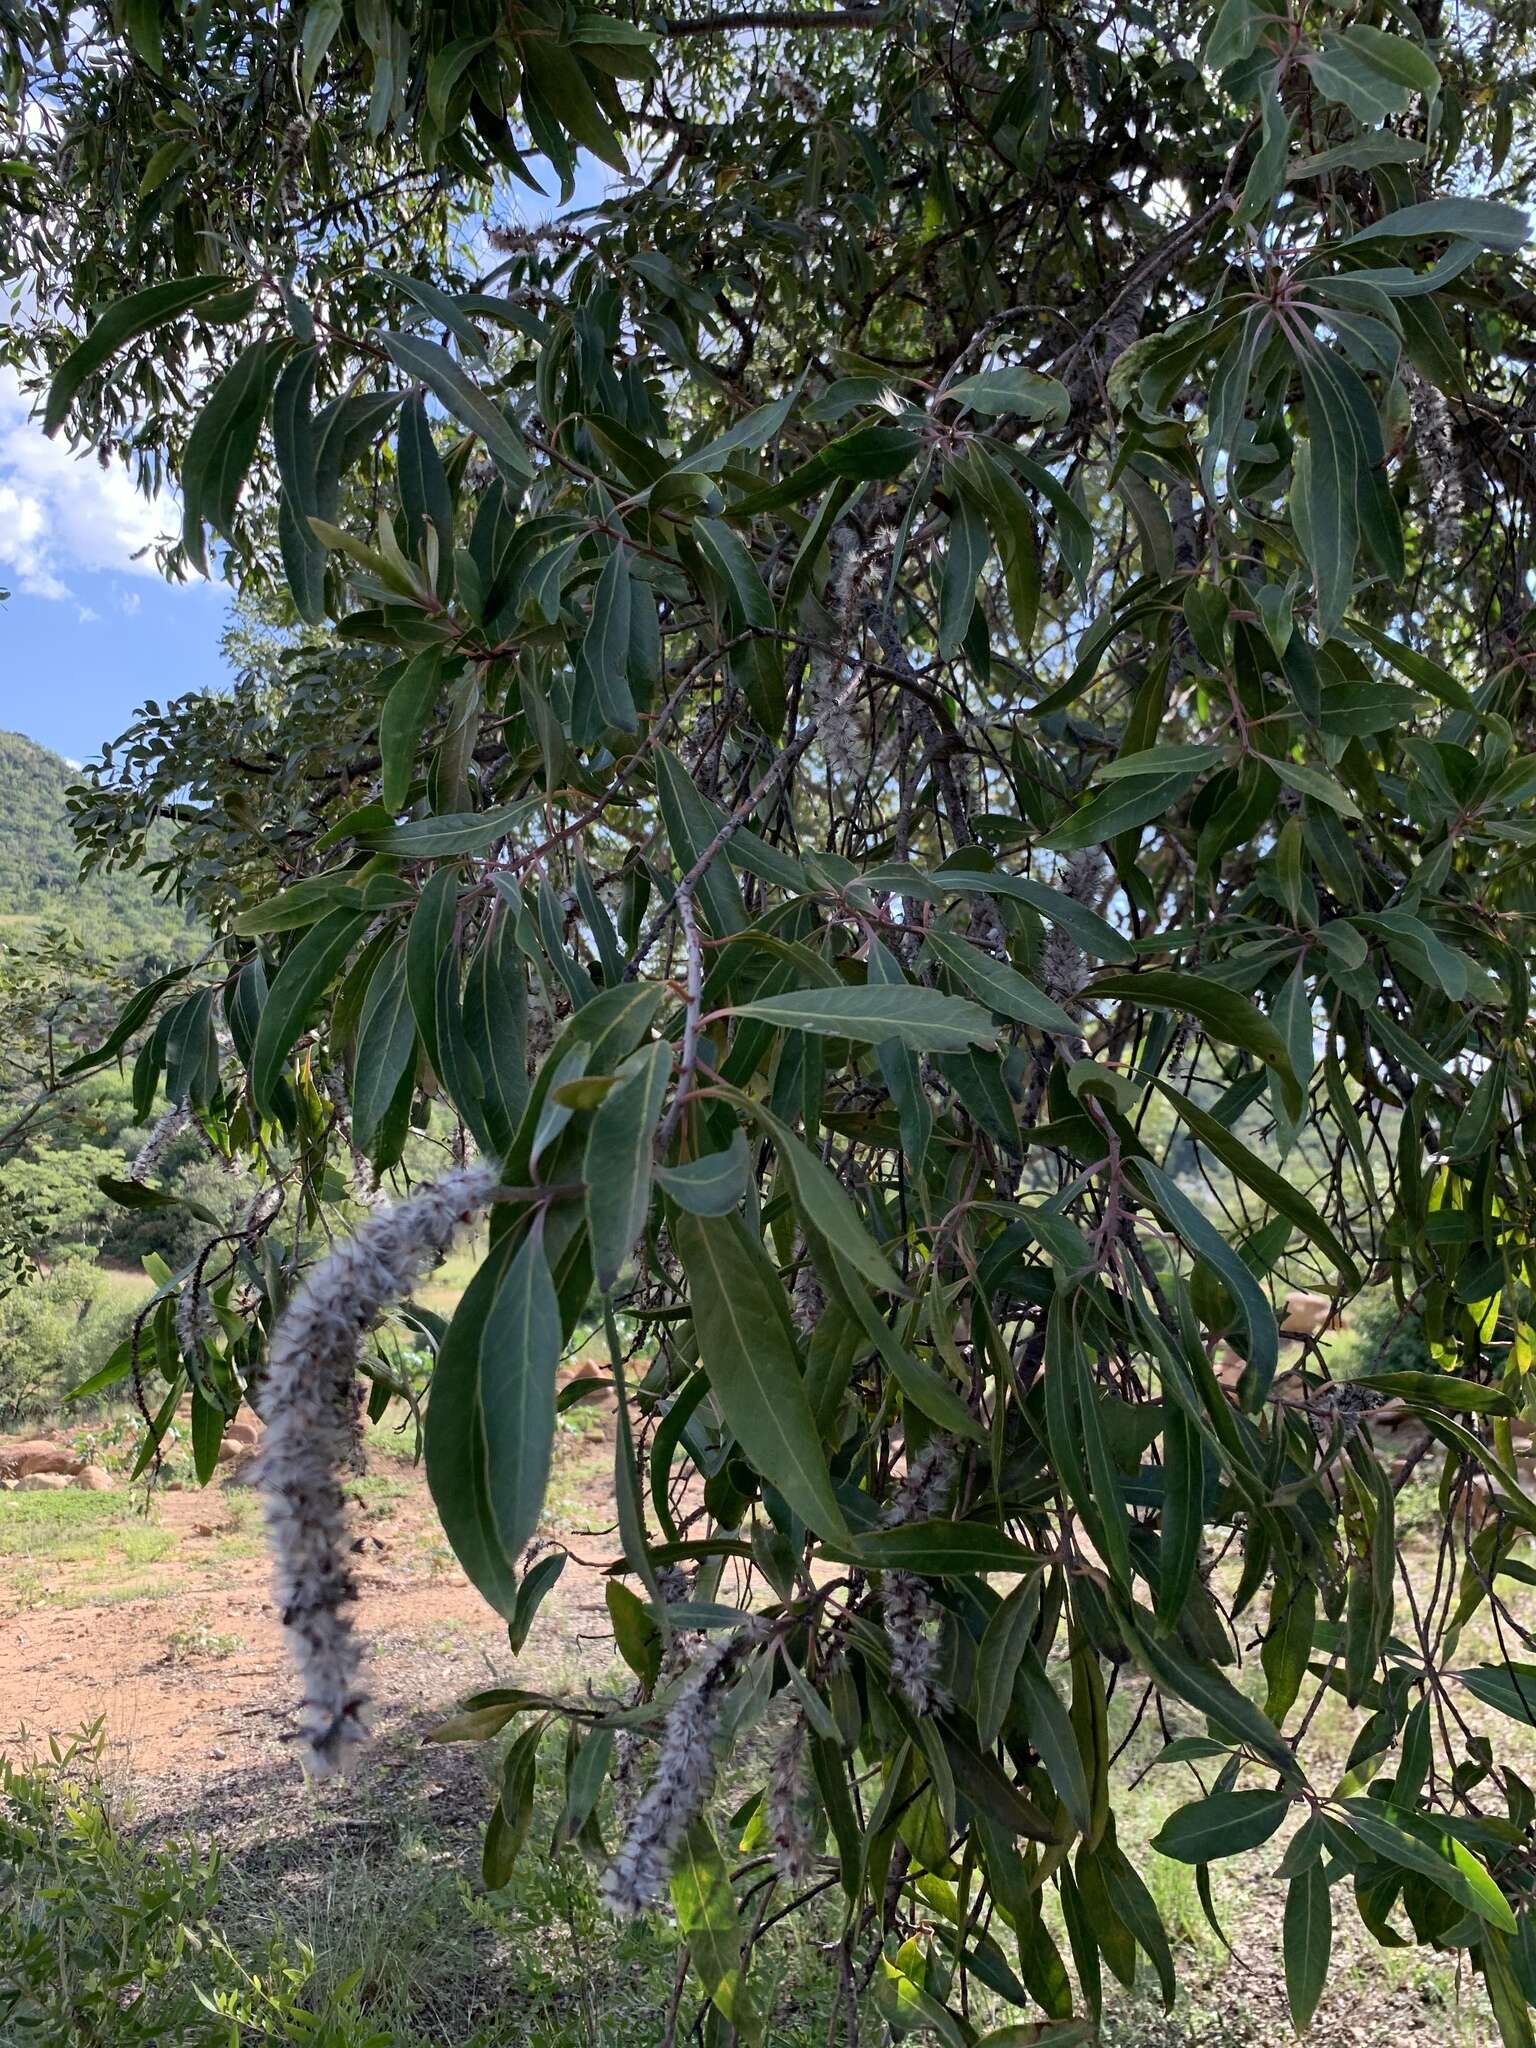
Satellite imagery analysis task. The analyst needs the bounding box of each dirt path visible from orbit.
[0,1420,622,1795]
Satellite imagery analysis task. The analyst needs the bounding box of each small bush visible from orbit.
[0,1728,398,2046]
[0,1259,138,1427]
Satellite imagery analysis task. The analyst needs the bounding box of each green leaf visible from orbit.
[379,649,443,812]
[1338,1801,1516,1933]
[397,389,457,574]
[1151,1790,1290,1863]
[655,1133,751,1215]
[973,1578,1036,1746]
[1265,755,1361,819]
[828,1520,1044,1576]
[923,925,1079,1035]
[727,983,996,1052]
[250,909,370,1117]
[1341,197,1529,250]
[1155,1081,1359,1287]
[380,268,489,363]
[654,746,746,938]
[729,420,918,515]
[945,365,1071,422]
[1122,1603,1301,1778]
[934,864,1136,962]
[585,1040,671,1293]
[1456,1664,1536,1727]
[483,1719,543,1886]
[182,340,290,573]
[425,1228,555,1619]
[230,872,361,937]
[477,1222,562,1562]
[1131,1157,1280,1406]
[673,1211,849,1539]
[1306,39,1415,122]
[405,865,458,1077]
[1348,620,1477,712]
[462,913,530,1156]
[381,333,532,484]
[1015,1643,1092,1834]
[351,938,416,1151]
[1046,767,1202,850]
[1283,1857,1332,2031]
[508,1548,565,1655]
[582,542,637,734]
[44,274,229,436]
[749,1101,905,1293]
[1092,972,1302,1118]
[356,798,538,857]
[672,389,797,474]
[1294,356,1358,638]
[670,1818,765,2043]
[694,517,782,726]
[1096,743,1226,781]
[938,496,989,660]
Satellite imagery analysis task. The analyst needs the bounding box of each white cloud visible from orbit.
[0,366,175,602]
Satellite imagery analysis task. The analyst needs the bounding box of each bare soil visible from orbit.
[0,1415,620,1793]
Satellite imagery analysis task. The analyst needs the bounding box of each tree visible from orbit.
[7,0,1536,2035]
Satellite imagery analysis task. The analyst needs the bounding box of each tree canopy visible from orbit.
[8,0,1536,2035]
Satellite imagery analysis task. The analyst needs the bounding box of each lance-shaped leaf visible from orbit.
[356,797,538,858]
[44,274,229,436]
[382,332,532,483]
[426,1222,560,1615]
[673,1211,849,1539]
[1284,1856,1332,2032]
[669,1818,766,2045]
[826,1519,1044,1575]
[250,909,370,1116]
[1151,1789,1290,1863]
[1092,971,1302,1118]
[1045,766,1203,850]
[581,541,637,733]
[923,925,1079,1035]
[727,982,995,1052]
[944,364,1071,422]
[1131,1157,1280,1407]
[934,864,1136,962]
[351,938,416,1151]
[585,1039,671,1292]
[1155,1080,1359,1286]
[182,339,290,573]
[748,1100,905,1292]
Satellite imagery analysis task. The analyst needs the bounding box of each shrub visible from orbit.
[0,1729,396,2046]
[0,1259,138,1428]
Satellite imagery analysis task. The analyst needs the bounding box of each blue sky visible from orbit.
[0,366,233,763]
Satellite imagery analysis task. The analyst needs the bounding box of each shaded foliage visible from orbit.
[7,0,1536,2039]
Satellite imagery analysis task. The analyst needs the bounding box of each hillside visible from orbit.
[0,730,193,969]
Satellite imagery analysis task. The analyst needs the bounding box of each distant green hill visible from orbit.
[0,730,194,970]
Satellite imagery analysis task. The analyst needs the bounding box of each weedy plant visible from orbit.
[9,0,1536,2038]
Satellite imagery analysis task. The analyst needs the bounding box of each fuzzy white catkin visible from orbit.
[1405,364,1464,559]
[130,1103,191,1183]
[765,1711,817,1883]
[601,1619,766,1917]
[1040,848,1107,1013]
[256,1163,499,1777]
[880,1437,957,1715]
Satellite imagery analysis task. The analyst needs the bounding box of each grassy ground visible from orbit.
[2,1486,1521,2045]
[0,1280,1516,2045]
